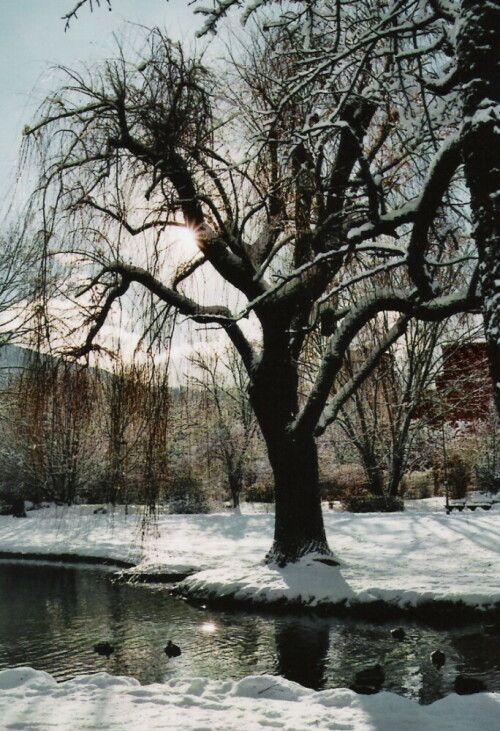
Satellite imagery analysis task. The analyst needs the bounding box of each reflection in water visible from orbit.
[275,618,330,689]
[0,561,499,703]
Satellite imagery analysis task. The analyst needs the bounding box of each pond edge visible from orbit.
[1,549,499,627]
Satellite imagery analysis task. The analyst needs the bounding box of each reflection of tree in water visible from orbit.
[333,622,450,704]
[104,582,193,684]
[3,564,500,700]
[448,627,500,693]
[414,625,500,702]
[232,615,272,669]
[419,662,446,704]
[1,563,80,626]
[0,564,94,674]
[326,621,389,692]
[274,618,330,690]
[286,618,453,704]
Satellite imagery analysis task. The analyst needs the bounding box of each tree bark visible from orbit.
[228,468,242,509]
[264,430,333,566]
[459,0,500,414]
[363,461,385,497]
[249,320,334,565]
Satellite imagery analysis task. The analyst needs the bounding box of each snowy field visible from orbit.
[1,499,500,729]
[1,499,500,610]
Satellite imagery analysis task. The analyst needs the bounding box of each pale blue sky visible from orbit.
[0,0,202,205]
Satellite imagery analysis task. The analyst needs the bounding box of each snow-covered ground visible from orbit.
[2,666,500,731]
[1,498,500,729]
[1,499,500,611]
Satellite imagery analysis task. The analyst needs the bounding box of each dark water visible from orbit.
[1,561,500,704]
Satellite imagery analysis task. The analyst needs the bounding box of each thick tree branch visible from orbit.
[427,0,458,23]
[406,133,462,299]
[419,66,460,95]
[315,315,412,436]
[104,262,233,322]
[172,255,206,291]
[110,123,205,228]
[293,287,481,436]
[326,98,377,224]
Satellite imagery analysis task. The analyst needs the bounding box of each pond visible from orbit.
[1,561,499,704]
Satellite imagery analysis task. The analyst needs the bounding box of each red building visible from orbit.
[436,342,492,422]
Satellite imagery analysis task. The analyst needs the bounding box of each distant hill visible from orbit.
[0,344,94,388]
[0,344,142,389]
[0,344,43,385]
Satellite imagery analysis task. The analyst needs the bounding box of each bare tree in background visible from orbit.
[1,356,97,505]
[336,317,447,497]
[0,227,39,347]
[190,345,258,508]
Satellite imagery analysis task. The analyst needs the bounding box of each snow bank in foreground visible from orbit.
[1,667,499,731]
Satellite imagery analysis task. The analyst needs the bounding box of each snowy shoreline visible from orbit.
[1,499,500,620]
[2,500,500,729]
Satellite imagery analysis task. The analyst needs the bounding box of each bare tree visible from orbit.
[0,227,39,347]
[190,345,258,508]
[0,349,172,508]
[23,7,483,565]
[334,317,447,497]
[1,356,97,505]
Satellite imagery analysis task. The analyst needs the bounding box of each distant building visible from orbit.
[436,342,492,422]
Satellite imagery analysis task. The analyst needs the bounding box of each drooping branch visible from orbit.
[71,275,131,358]
[73,262,258,373]
[23,103,107,137]
[77,197,173,236]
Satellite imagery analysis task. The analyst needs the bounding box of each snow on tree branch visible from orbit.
[295,286,481,437]
[62,0,111,30]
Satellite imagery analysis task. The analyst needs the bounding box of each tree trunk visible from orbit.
[248,319,334,565]
[228,468,242,509]
[459,0,500,415]
[263,430,334,565]
[387,452,404,497]
[363,459,385,497]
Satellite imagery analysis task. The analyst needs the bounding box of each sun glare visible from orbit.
[200,622,217,634]
[176,226,199,257]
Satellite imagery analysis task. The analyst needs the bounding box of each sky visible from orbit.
[0,0,204,208]
[0,0,241,372]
